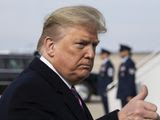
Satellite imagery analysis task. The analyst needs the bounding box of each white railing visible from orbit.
[136,52,160,83]
[136,50,160,69]
[136,51,160,114]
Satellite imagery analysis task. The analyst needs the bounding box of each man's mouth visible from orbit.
[79,64,92,70]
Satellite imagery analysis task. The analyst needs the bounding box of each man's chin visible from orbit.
[78,72,90,81]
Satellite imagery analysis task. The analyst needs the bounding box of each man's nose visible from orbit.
[85,46,95,59]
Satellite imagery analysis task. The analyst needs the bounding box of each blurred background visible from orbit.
[0,0,160,119]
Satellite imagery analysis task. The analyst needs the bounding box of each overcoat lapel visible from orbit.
[80,97,93,120]
[63,91,88,120]
[29,58,91,120]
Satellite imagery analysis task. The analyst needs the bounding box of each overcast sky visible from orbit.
[0,0,160,53]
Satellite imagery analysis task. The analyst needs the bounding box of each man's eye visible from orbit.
[76,43,86,49]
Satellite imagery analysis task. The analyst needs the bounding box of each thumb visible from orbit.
[132,85,148,101]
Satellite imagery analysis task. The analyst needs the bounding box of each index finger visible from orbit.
[143,101,157,112]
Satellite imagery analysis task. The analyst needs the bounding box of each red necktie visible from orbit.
[71,86,84,110]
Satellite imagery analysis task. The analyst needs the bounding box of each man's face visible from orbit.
[51,26,99,85]
[120,50,129,58]
[100,53,109,60]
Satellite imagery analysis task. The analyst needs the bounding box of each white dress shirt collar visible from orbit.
[102,58,109,65]
[40,56,71,89]
[121,56,129,63]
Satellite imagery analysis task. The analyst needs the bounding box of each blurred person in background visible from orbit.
[97,48,114,114]
[0,5,159,120]
[117,44,137,107]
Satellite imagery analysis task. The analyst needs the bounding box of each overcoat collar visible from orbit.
[29,57,93,120]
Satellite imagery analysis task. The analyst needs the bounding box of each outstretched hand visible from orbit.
[118,85,159,120]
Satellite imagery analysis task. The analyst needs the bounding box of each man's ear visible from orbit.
[43,36,55,57]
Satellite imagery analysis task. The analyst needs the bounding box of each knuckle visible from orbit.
[134,116,141,120]
[134,109,141,115]
[154,113,159,119]
[153,105,158,111]
[148,103,157,111]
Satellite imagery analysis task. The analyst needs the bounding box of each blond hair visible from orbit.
[37,5,106,51]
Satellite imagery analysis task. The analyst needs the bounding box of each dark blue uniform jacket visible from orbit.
[117,58,137,100]
[98,60,114,94]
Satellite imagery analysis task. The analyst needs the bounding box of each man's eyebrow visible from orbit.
[78,39,99,43]
[78,39,90,42]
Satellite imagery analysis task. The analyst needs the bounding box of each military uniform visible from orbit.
[97,58,114,113]
[117,57,137,107]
